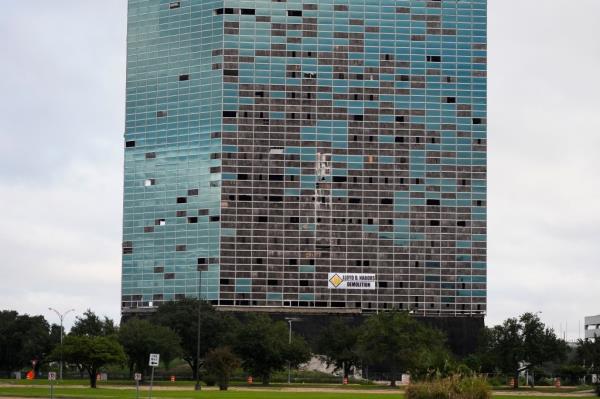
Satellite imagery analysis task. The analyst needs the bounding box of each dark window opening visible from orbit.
[446,97,456,103]
[427,55,442,62]
[395,116,405,122]
[288,10,302,16]
[179,74,189,81]
[224,69,238,76]
[157,111,167,117]
[430,220,440,226]
[188,217,198,224]
[427,199,440,206]
[175,245,186,251]
[145,152,156,159]
[473,118,482,124]
[176,197,187,204]
[268,279,278,286]
[223,111,237,117]
[257,216,268,222]
[300,280,309,287]
[353,115,363,121]
[125,140,136,148]
[210,215,220,222]
[457,221,467,227]
[241,8,255,15]
[169,1,180,9]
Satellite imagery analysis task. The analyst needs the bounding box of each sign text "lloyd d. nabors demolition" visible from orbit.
[328,273,376,290]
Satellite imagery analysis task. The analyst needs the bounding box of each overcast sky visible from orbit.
[1,1,598,339]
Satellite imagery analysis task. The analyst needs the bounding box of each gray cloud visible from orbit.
[0,0,598,337]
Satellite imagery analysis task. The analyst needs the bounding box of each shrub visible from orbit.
[594,384,600,397]
[406,376,491,399]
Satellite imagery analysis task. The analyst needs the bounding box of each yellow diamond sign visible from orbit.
[329,273,344,288]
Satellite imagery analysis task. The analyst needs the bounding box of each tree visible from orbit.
[486,313,567,388]
[119,318,181,378]
[357,311,448,386]
[204,347,240,390]
[152,299,238,379]
[0,310,54,377]
[70,310,118,337]
[576,337,600,384]
[234,314,311,385]
[316,318,360,380]
[56,335,125,388]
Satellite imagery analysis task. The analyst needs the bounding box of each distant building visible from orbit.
[120,1,487,352]
[585,315,600,340]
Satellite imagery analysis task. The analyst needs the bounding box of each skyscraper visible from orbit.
[122,0,487,322]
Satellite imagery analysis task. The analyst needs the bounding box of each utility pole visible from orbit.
[48,308,75,381]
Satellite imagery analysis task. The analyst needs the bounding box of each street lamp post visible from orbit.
[285,317,301,384]
[195,266,206,391]
[48,308,75,381]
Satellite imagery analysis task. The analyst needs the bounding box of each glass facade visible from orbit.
[122,0,487,317]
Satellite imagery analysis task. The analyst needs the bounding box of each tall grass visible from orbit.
[406,376,491,399]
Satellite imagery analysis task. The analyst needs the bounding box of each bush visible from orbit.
[406,376,491,399]
[594,384,600,397]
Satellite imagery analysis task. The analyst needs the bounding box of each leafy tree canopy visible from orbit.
[357,311,448,386]
[316,318,360,379]
[119,318,181,377]
[204,346,240,390]
[0,310,54,376]
[55,335,125,388]
[152,299,238,378]
[70,310,117,337]
[234,314,311,385]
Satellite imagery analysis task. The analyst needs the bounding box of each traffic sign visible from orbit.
[48,372,57,381]
[149,353,160,367]
[134,373,142,381]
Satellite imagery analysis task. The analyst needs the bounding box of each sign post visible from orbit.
[48,372,56,399]
[148,354,160,399]
[134,373,142,399]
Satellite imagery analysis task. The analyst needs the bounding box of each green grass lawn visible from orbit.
[0,386,402,399]
[0,385,595,399]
